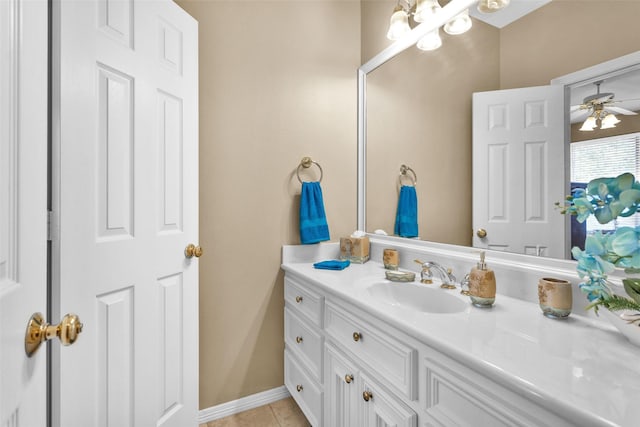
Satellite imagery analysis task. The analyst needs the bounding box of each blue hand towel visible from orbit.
[394,185,418,238]
[313,260,350,270]
[300,181,330,244]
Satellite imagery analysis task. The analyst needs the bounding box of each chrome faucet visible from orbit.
[414,260,457,289]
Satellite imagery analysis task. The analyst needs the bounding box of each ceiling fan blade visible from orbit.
[613,97,640,103]
[607,106,638,115]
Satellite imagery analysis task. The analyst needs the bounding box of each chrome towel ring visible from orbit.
[297,156,323,183]
[399,164,417,187]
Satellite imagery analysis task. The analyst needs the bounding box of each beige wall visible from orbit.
[500,0,640,90]
[175,0,360,409]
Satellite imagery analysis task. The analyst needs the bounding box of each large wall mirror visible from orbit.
[358,0,640,261]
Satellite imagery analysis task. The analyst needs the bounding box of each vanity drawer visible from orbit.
[285,307,323,382]
[285,349,323,427]
[325,300,418,400]
[285,276,324,327]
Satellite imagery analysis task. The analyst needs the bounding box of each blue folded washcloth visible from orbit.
[394,185,418,238]
[300,181,330,244]
[313,260,350,270]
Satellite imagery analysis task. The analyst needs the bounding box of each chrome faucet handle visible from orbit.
[414,259,433,284]
[439,266,457,290]
[420,267,433,284]
[460,273,471,295]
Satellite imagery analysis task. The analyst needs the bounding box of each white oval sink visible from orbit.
[366,281,468,314]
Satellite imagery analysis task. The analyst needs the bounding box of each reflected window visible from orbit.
[570,132,640,233]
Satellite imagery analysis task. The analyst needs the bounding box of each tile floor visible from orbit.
[199,397,310,427]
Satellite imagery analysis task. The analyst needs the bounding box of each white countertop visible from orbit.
[281,259,640,427]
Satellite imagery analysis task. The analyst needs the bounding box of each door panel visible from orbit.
[473,85,566,258]
[52,1,198,426]
[0,0,48,425]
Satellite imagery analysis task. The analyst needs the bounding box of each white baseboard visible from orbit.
[198,385,291,424]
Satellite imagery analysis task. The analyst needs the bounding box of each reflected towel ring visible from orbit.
[297,156,323,183]
[399,164,417,187]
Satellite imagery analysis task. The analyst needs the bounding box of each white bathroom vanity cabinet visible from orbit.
[282,238,640,427]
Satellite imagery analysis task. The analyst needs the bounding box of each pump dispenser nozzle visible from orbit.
[477,251,487,270]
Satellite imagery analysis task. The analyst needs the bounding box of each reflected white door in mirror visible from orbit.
[472,85,566,258]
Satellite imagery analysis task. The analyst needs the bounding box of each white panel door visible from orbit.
[0,0,48,426]
[472,85,566,258]
[52,1,199,426]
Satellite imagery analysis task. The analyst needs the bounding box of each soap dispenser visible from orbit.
[468,251,496,308]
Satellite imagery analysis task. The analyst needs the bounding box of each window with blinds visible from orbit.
[570,132,640,232]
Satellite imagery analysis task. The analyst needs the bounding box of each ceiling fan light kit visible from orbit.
[579,115,598,132]
[575,81,638,131]
[601,113,621,129]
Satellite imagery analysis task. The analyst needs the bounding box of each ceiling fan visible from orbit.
[571,81,639,131]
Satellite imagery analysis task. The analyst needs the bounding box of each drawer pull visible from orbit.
[295,296,303,303]
[344,374,354,384]
[362,390,373,402]
[296,384,303,392]
[296,336,303,343]
[352,332,362,342]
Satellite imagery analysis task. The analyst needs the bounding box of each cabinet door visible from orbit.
[360,373,417,427]
[325,345,359,427]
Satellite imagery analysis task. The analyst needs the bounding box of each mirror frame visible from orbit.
[356,0,640,262]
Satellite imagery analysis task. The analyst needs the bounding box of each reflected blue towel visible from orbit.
[394,185,418,238]
[300,181,330,244]
[313,260,350,270]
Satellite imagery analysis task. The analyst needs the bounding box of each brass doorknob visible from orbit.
[296,336,303,343]
[352,332,362,342]
[344,374,354,384]
[476,228,487,238]
[25,312,83,357]
[184,244,203,258]
[362,390,373,402]
[296,384,303,392]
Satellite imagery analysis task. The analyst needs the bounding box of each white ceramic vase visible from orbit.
[601,308,640,347]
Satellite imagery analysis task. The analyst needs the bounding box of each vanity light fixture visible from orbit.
[414,0,442,23]
[417,29,442,51]
[443,9,472,35]
[386,0,501,50]
[387,4,412,41]
[477,0,510,13]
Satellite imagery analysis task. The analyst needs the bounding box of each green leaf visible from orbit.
[623,278,640,304]
[603,294,640,312]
